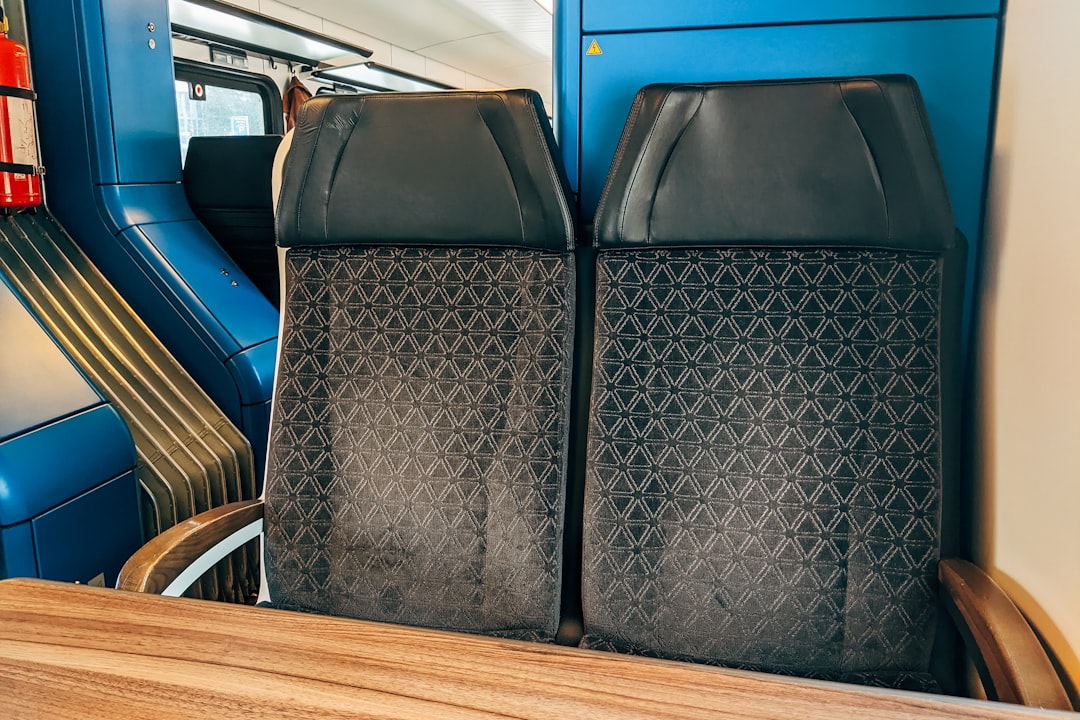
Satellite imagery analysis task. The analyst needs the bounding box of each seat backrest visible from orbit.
[265,91,576,640]
[581,76,966,690]
[184,135,283,307]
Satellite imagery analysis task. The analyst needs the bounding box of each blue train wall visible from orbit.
[26,0,278,477]
[0,274,141,586]
[555,0,1002,344]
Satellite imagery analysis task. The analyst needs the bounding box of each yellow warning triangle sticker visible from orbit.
[586,39,603,56]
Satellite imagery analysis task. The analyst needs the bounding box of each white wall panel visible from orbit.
[980,0,1080,699]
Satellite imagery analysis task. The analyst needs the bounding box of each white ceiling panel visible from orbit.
[422,35,549,98]
[271,0,552,102]
[419,32,535,78]
[308,0,483,48]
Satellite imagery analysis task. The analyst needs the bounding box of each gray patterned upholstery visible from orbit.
[581,77,967,691]
[264,90,575,640]
[582,248,941,681]
[266,247,573,637]
[580,636,939,694]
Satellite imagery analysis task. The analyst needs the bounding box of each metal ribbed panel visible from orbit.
[0,211,258,602]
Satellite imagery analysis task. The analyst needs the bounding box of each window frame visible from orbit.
[174,58,285,137]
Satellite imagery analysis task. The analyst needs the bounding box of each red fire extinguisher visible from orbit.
[0,3,43,209]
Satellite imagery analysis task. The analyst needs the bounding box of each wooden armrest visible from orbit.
[939,558,1071,710]
[118,500,264,596]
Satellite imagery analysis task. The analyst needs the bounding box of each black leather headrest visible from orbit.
[594,76,957,251]
[276,90,574,252]
[184,135,283,210]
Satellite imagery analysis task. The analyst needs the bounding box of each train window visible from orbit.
[173,58,284,163]
[174,81,265,156]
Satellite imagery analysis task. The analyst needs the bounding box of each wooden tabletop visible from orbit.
[0,578,1071,719]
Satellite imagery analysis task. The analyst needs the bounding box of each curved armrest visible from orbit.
[939,558,1071,710]
[118,500,264,596]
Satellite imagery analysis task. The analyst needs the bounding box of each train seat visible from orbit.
[183,135,284,308]
[122,89,577,641]
[579,76,1069,707]
[116,78,1067,709]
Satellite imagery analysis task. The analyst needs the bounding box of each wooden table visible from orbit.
[0,578,1071,719]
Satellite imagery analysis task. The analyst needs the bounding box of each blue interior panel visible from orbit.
[99,0,181,183]
[0,523,35,579]
[241,399,273,486]
[26,0,279,465]
[64,0,118,186]
[0,273,140,584]
[577,18,999,249]
[583,0,1000,33]
[122,222,277,355]
[33,470,142,586]
[554,0,581,193]
[98,184,197,230]
[228,338,279,411]
[0,405,135,527]
[65,218,248,422]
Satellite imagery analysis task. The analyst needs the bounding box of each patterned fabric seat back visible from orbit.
[582,77,966,690]
[266,91,576,640]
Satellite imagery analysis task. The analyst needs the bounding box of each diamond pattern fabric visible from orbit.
[579,636,939,694]
[582,247,943,680]
[265,246,573,639]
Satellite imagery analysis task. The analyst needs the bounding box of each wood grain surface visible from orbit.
[0,579,1072,720]
[940,558,1072,709]
[117,499,264,594]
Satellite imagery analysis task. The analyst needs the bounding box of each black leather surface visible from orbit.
[183,135,283,306]
[276,90,574,251]
[594,76,956,251]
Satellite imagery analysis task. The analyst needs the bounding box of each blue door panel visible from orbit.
[578,17,1000,251]
[583,0,1001,33]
